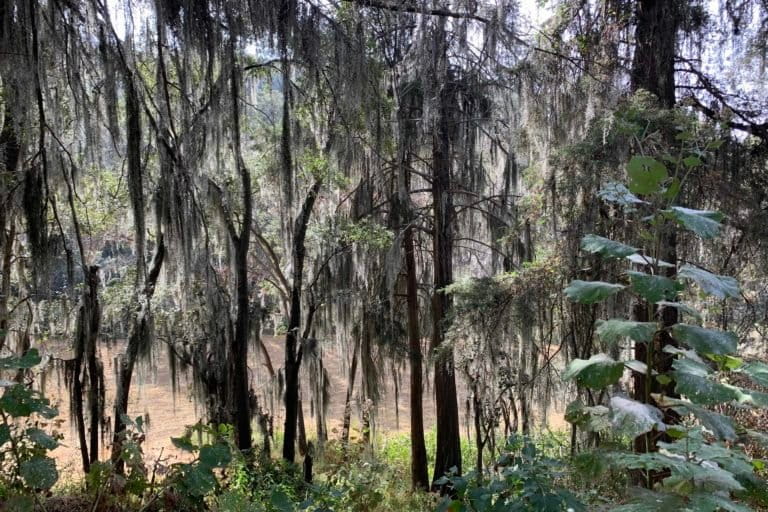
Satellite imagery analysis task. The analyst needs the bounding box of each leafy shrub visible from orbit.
[436,435,585,512]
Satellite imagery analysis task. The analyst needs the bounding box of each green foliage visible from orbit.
[664,207,724,239]
[563,354,625,389]
[596,319,657,344]
[580,234,638,258]
[564,280,624,304]
[0,349,62,506]
[677,265,740,300]
[435,436,585,512]
[562,126,768,509]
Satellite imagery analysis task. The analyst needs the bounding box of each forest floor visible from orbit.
[44,335,566,478]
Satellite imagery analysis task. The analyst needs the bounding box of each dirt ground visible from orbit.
[44,335,565,476]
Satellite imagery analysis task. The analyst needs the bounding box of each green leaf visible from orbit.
[678,265,740,300]
[270,489,294,512]
[199,442,231,469]
[0,385,57,418]
[624,360,649,374]
[674,370,738,406]
[20,456,58,489]
[661,397,736,441]
[0,424,10,445]
[625,254,675,268]
[627,271,681,303]
[581,234,637,258]
[0,349,42,370]
[682,155,703,168]
[171,436,197,452]
[609,490,685,511]
[610,396,665,438]
[708,354,743,371]
[627,156,668,195]
[563,354,625,389]
[665,207,724,239]
[26,428,59,450]
[663,177,681,201]
[656,301,702,321]
[739,361,768,388]
[689,494,751,512]
[598,182,648,207]
[596,319,657,344]
[672,324,738,355]
[564,280,624,304]
[565,400,611,432]
[183,466,216,496]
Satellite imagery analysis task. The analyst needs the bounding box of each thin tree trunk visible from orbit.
[630,0,681,486]
[282,180,322,462]
[341,336,360,444]
[110,237,165,472]
[404,223,429,489]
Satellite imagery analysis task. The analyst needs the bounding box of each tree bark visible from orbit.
[404,224,429,489]
[229,35,253,452]
[630,0,681,486]
[282,180,322,462]
[430,27,462,489]
[341,336,360,444]
[110,237,165,473]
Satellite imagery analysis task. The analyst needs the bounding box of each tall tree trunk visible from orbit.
[282,180,322,462]
[110,237,165,472]
[630,0,678,109]
[431,25,461,489]
[228,33,253,452]
[630,0,681,486]
[404,224,429,489]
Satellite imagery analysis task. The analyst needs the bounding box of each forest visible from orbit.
[1,0,768,510]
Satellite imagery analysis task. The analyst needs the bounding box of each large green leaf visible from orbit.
[688,494,751,512]
[596,319,657,344]
[609,491,685,512]
[625,254,675,268]
[565,400,611,432]
[270,490,295,512]
[731,385,768,407]
[183,466,217,497]
[598,182,647,207]
[581,234,637,258]
[0,385,57,418]
[673,370,738,406]
[171,435,197,452]
[564,280,624,304]
[563,354,625,389]
[661,397,736,441]
[678,265,740,300]
[199,442,231,469]
[627,271,681,303]
[665,207,724,239]
[739,361,768,388]
[20,456,58,489]
[627,156,668,195]
[26,428,59,450]
[610,396,666,438]
[672,324,737,355]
